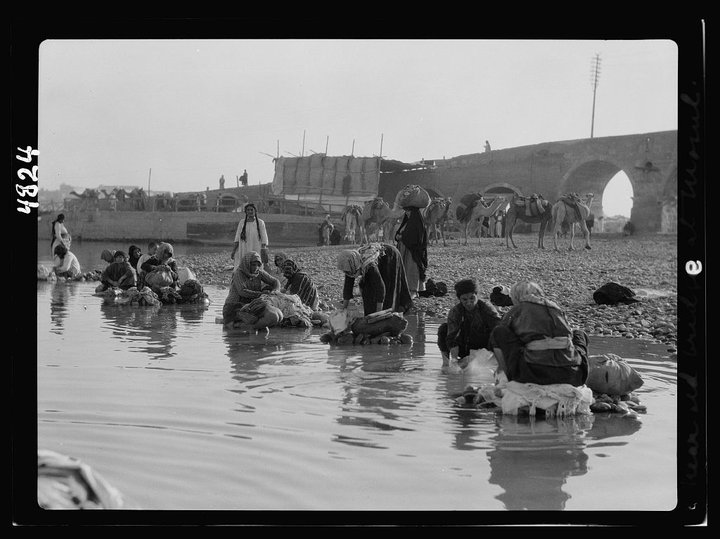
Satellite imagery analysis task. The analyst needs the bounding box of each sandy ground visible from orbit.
[177,232,677,351]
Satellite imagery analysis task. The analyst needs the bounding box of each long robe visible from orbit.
[233,217,269,271]
[395,207,428,294]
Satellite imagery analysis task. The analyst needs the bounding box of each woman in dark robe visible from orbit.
[394,206,428,298]
[489,281,589,387]
[337,243,413,317]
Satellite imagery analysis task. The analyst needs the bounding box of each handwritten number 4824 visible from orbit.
[16,146,39,214]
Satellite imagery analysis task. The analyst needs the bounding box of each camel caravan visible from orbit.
[337,188,595,252]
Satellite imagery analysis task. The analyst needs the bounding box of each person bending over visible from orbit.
[488,280,589,387]
[437,278,501,368]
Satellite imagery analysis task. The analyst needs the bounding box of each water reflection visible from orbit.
[99,302,177,360]
[487,411,644,510]
[168,303,209,324]
[331,353,422,448]
[488,414,592,510]
[49,283,77,333]
[223,326,314,380]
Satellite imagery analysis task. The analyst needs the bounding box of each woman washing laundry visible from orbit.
[437,278,502,369]
[52,244,82,279]
[336,243,412,317]
[281,258,319,311]
[222,251,281,326]
[489,280,589,387]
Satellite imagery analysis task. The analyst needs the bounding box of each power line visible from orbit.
[590,53,602,139]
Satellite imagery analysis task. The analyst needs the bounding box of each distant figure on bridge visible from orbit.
[484,140,492,153]
[240,169,249,187]
[219,175,225,189]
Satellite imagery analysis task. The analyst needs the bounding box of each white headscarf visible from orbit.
[510,281,561,310]
[337,243,382,278]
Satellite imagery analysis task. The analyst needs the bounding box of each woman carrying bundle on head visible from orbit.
[336,243,413,317]
[394,205,428,299]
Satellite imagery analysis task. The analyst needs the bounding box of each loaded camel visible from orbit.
[340,204,366,244]
[550,192,594,251]
[504,193,554,249]
[362,197,405,243]
[482,198,510,238]
[423,197,452,246]
[455,194,508,245]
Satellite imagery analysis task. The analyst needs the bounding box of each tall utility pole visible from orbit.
[590,53,602,138]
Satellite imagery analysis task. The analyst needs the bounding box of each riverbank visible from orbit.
[176,233,678,351]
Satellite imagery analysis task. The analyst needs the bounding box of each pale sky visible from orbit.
[38,38,678,215]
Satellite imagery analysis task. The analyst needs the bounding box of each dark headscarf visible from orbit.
[281,259,299,276]
[53,244,68,259]
[128,245,142,269]
[239,203,262,242]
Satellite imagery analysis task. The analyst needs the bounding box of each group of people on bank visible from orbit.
[94,241,179,294]
[51,198,590,389]
[224,199,588,389]
[48,216,181,297]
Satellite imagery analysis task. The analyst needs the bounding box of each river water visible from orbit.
[33,240,678,520]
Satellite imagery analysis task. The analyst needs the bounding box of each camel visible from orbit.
[99,189,118,211]
[456,195,508,245]
[69,188,99,199]
[127,188,147,210]
[113,188,128,204]
[341,204,366,244]
[362,197,405,243]
[423,197,452,246]
[69,188,100,211]
[504,194,554,249]
[481,198,510,238]
[550,193,594,251]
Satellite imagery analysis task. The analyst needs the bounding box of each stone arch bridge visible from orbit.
[378,130,677,234]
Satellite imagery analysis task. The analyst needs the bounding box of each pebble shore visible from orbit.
[176,233,677,352]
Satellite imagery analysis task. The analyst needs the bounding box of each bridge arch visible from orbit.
[377,130,676,233]
[560,159,633,219]
[483,182,522,197]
